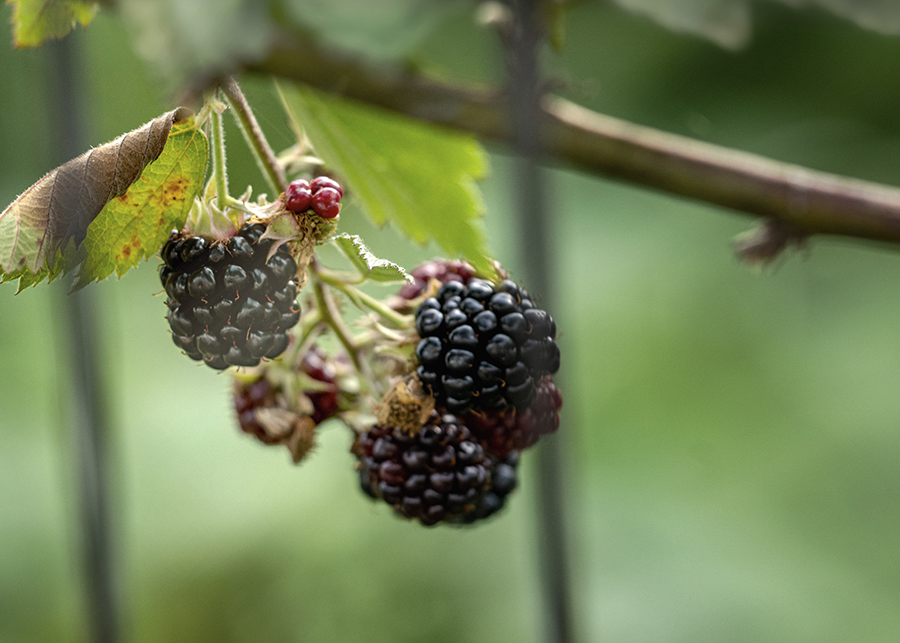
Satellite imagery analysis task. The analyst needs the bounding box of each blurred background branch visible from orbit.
[248,34,900,254]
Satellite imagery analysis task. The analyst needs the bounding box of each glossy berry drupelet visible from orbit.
[160,222,301,370]
[285,179,312,212]
[465,375,563,458]
[413,278,560,414]
[449,451,520,524]
[311,187,341,219]
[353,412,498,526]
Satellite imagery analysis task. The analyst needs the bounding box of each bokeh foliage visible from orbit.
[4,2,900,642]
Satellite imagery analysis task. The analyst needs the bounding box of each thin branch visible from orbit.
[247,36,900,247]
[219,77,287,196]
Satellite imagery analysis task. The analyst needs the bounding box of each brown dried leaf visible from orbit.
[0,107,192,275]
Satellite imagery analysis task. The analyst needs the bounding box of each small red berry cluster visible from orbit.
[285,176,344,219]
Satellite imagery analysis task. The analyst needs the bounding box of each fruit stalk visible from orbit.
[209,95,229,210]
[220,77,287,195]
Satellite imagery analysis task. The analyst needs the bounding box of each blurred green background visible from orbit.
[4,2,900,642]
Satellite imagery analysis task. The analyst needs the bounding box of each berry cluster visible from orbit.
[233,345,351,462]
[285,176,344,219]
[234,345,340,445]
[160,222,301,370]
[466,375,563,458]
[353,411,517,526]
[414,278,560,414]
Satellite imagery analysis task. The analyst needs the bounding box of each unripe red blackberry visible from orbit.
[233,344,344,462]
[397,258,477,301]
[234,375,284,445]
[286,176,344,218]
[160,222,300,370]
[414,278,560,414]
[465,376,563,457]
[285,179,312,212]
[353,411,497,526]
[299,345,340,424]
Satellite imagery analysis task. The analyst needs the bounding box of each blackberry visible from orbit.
[234,375,284,445]
[465,376,563,458]
[413,278,560,414]
[299,345,340,424]
[397,258,476,302]
[233,345,342,462]
[160,222,301,370]
[285,176,343,218]
[449,452,520,524]
[353,411,496,526]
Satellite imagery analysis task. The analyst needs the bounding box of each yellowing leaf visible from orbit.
[277,81,495,277]
[0,108,208,289]
[9,0,99,48]
[73,117,209,289]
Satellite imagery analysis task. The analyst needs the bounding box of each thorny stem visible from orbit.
[210,98,229,210]
[220,77,287,196]
[315,271,411,329]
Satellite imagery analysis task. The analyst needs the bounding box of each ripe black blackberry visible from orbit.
[465,375,563,458]
[353,411,499,526]
[413,278,560,414]
[160,222,301,370]
[449,451,520,525]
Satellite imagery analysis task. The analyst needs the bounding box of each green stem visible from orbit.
[312,275,362,373]
[220,77,287,196]
[316,272,411,329]
[210,100,229,210]
[284,308,324,366]
[221,195,257,217]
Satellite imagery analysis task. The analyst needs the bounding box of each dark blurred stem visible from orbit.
[220,77,287,195]
[506,2,574,642]
[47,37,121,643]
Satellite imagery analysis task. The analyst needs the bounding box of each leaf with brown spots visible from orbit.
[72,116,208,289]
[0,108,208,289]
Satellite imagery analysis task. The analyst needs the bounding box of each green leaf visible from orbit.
[610,0,900,47]
[117,0,273,91]
[776,0,900,35]
[277,81,495,277]
[0,108,207,290]
[9,0,98,48]
[610,0,750,49]
[72,117,209,289]
[281,0,469,60]
[332,233,412,284]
